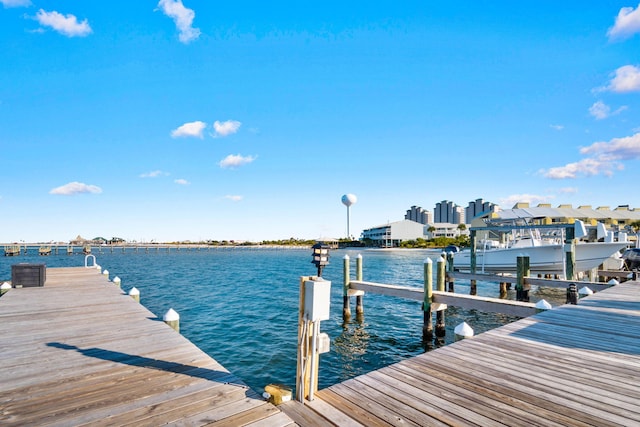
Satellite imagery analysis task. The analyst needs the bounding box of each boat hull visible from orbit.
[453,242,628,275]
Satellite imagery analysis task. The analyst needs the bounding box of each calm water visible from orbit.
[0,246,565,393]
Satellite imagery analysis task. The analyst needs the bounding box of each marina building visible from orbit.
[474,203,640,231]
[360,220,426,247]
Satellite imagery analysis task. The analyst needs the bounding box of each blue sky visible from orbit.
[1,1,639,243]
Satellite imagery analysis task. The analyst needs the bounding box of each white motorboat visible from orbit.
[453,220,628,275]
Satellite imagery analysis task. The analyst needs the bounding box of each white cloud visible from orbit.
[225,195,243,201]
[1,0,31,7]
[499,194,554,207]
[588,100,627,120]
[49,181,102,195]
[589,101,610,120]
[213,120,242,137]
[174,178,190,185]
[157,0,200,44]
[171,120,206,138]
[219,154,256,168]
[35,9,92,37]
[140,170,169,178]
[550,124,564,131]
[602,65,640,93]
[541,132,640,179]
[580,132,640,160]
[607,3,640,40]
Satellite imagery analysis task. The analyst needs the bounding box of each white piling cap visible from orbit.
[163,308,180,321]
[357,253,362,259]
[343,254,350,260]
[113,276,121,283]
[128,287,140,296]
[454,321,474,337]
[424,258,433,264]
[102,269,109,276]
[608,278,619,285]
[1,282,11,290]
[578,286,593,296]
[535,299,552,310]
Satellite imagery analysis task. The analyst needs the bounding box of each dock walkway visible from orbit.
[281,281,640,426]
[0,267,295,426]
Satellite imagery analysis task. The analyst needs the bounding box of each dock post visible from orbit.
[355,254,364,316]
[564,226,576,280]
[343,255,351,320]
[1,282,10,295]
[423,258,433,341]
[163,308,180,333]
[566,283,578,304]
[128,287,140,302]
[436,257,446,340]
[446,252,454,292]
[516,256,530,301]
[113,276,121,288]
[469,229,477,295]
[499,282,508,298]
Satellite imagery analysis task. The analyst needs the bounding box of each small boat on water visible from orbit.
[39,245,52,256]
[453,220,629,276]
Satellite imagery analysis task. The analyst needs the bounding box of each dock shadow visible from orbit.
[46,342,250,390]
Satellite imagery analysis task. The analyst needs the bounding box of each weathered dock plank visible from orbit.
[281,281,640,426]
[0,267,294,426]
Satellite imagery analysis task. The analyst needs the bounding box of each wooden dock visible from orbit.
[281,280,640,426]
[0,267,295,426]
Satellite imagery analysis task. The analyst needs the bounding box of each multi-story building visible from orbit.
[405,205,433,225]
[434,200,465,224]
[465,198,498,224]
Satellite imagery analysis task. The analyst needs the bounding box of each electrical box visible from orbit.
[318,332,330,354]
[304,279,331,321]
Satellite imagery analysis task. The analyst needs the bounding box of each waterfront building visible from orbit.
[465,198,498,224]
[404,205,433,225]
[434,200,465,224]
[473,203,640,236]
[360,220,426,247]
[425,223,469,239]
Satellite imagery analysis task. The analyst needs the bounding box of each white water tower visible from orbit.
[341,194,357,239]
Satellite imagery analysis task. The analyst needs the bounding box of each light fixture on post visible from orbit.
[311,242,330,277]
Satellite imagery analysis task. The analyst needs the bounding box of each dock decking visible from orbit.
[281,280,640,426]
[0,267,294,426]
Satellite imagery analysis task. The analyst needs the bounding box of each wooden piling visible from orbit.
[422,258,433,341]
[342,255,351,320]
[566,283,578,304]
[163,308,180,333]
[470,229,477,295]
[516,255,530,302]
[436,257,446,339]
[499,282,508,298]
[446,252,455,292]
[128,287,140,302]
[564,226,576,280]
[355,254,364,316]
